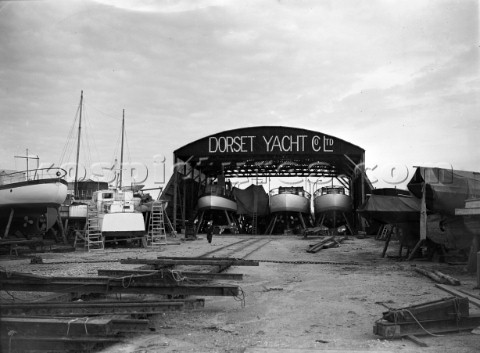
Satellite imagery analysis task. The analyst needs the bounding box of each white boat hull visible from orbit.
[198,195,237,212]
[0,179,68,235]
[270,193,310,214]
[314,194,352,215]
[69,204,88,218]
[101,212,146,236]
[0,180,68,207]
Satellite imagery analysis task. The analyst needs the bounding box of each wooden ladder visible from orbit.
[377,224,392,240]
[148,201,167,247]
[251,212,258,235]
[85,203,104,251]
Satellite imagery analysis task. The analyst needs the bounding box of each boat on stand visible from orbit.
[92,188,146,241]
[195,174,239,235]
[0,153,68,242]
[92,110,146,246]
[266,186,312,235]
[313,185,353,234]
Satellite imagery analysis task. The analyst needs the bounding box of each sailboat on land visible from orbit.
[196,174,238,234]
[93,109,146,240]
[0,152,68,237]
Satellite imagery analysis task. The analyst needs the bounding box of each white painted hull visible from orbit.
[101,212,146,234]
[0,179,67,235]
[314,194,352,215]
[270,193,310,214]
[69,204,88,218]
[0,180,68,207]
[198,195,237,212]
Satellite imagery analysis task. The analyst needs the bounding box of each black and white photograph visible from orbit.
[0,0,479,352]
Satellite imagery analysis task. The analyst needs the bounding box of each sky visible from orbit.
[1,0,479,193]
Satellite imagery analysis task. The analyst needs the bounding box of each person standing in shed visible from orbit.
[206,220,214,244]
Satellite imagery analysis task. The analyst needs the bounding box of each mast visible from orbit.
[26,148,29,177]
[119,109,125,189]
[74,91,83,198]
[15,149,39,180]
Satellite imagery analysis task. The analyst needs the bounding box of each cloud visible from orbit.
[1,0,478,185]
[93,0,229,13]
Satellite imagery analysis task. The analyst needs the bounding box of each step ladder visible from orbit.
[251,212,258,235]
[85,203,104,251]
[148,201,167,247]
[377,224,393,240]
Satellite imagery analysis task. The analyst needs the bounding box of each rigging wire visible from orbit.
[58,102,81,167]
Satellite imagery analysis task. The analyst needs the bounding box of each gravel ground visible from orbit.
[1,234,479,353]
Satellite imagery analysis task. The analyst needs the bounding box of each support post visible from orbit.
[195,210,204,236]
[56,208,68,245]
[3,208,14,238]
[299,212,306,230]
[318,213,326,228]
[173,159,178,234]
[381,226,393,258]
[477,250,480,289]
[408,183,427,261]
[343,212,354,235]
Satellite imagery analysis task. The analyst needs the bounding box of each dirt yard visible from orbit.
[1,234,479,353]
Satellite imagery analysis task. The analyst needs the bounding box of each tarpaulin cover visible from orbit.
[358,193,421,224]
[232,184,269,216]
[407,167,480,214]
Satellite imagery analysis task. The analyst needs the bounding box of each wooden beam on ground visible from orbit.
[432,270,461,286]
[109,318,151,333]
[307,236,347,253]
[374,314,480,338]
[0,278,240,297]
[31,292,79,303]
[435,284,480,308]
[158,256,247,261]
[120,258,259,267]
[1,335,119,352]
[0,300,185,317]
[414,267,447,284]
[0,317,150,337]
[97,269,243,281]
[405,335,428,347]
[458,289,480,301]
[382,297,469,323]
[307,236,334,253]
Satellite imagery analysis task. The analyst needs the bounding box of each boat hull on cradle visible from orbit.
[270,193,310,214]
[0,179,68,236]
[100,212,146,238]
[314,193,352,228]
[314,194,351,215]
[0,179,68,208]
[198,195,237,212]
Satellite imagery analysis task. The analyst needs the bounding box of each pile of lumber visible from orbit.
[375,279,480,346]
[0,256,255,352]
[303,226,329,237]
[306,236,348,253]
[0,315,149,352]
[374,296,480,343]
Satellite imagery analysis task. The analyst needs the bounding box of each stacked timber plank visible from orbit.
[374,296,480,340]
[1,316,149,352]
[0,256,254,352]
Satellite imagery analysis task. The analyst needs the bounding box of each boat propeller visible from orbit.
[23,216,34,228]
